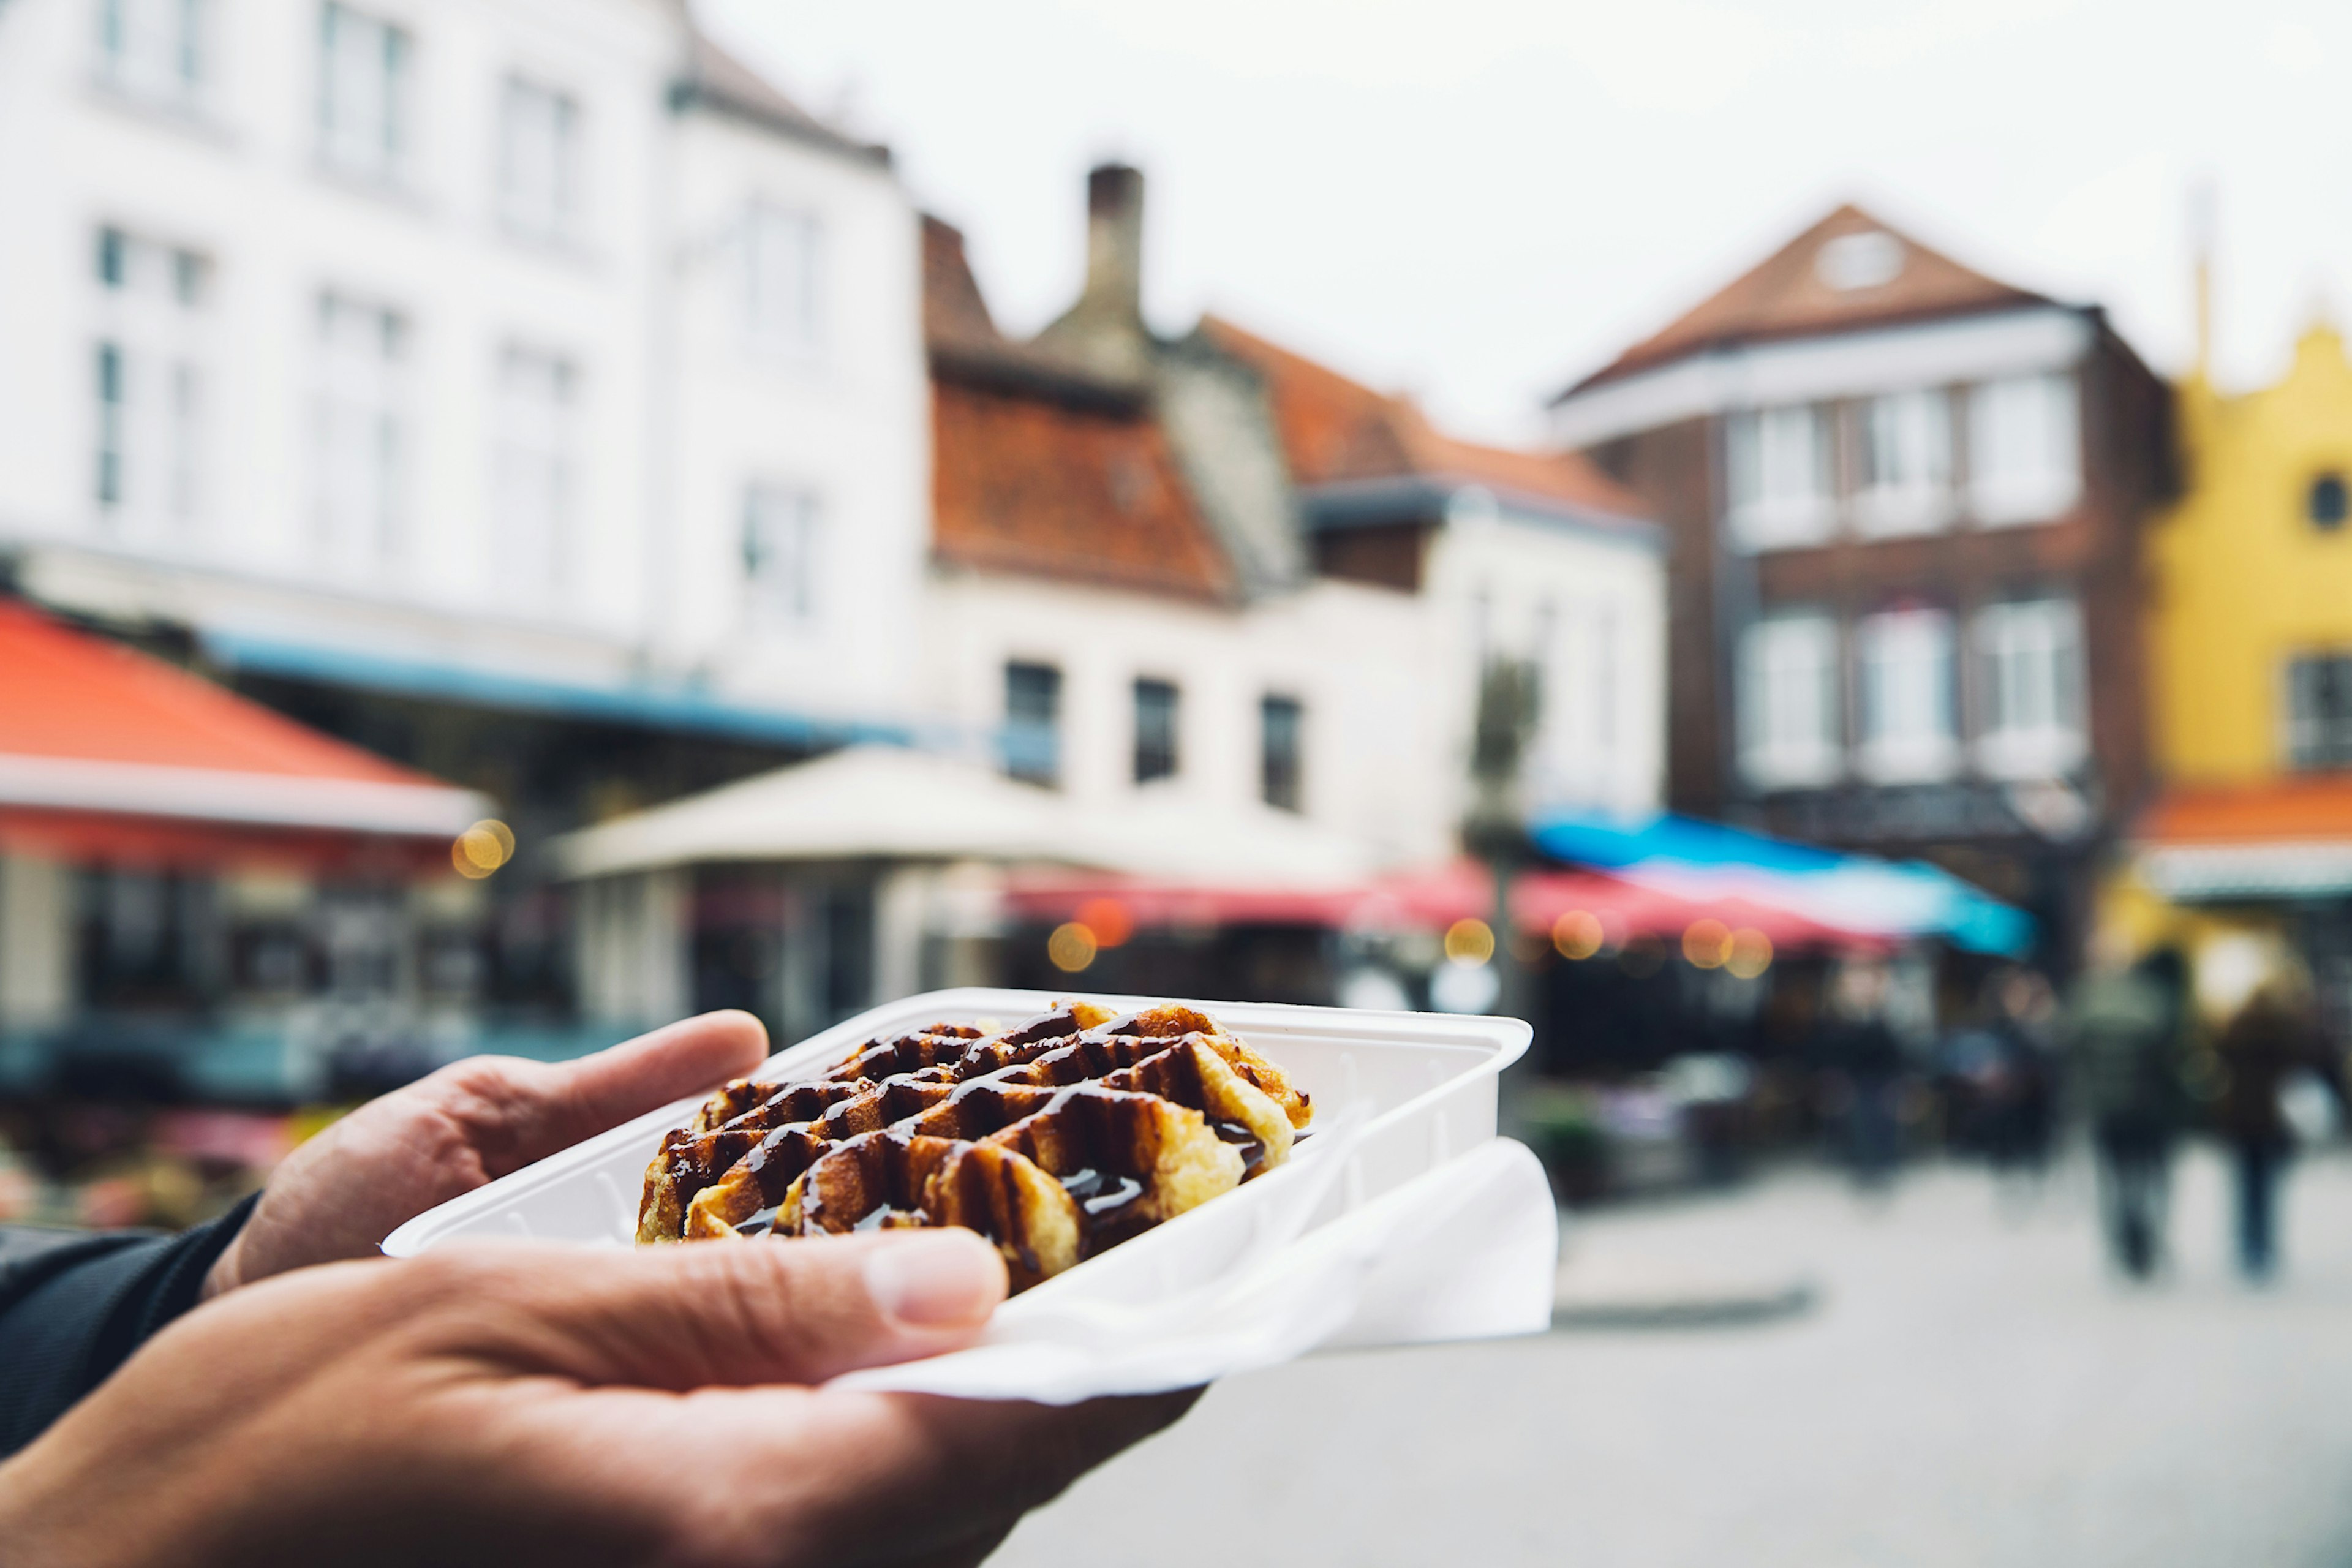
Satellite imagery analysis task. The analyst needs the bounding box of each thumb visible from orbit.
[433,1011,774,1179]
[475,1231,1009,1390]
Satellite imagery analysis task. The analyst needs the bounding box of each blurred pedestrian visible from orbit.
[2064,946,2192,1280]
[1939,968,2059,1201]
[2212,973,2337,1281]
[1815,959,1906,1191]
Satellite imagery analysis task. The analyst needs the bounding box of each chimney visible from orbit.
[1083,164,1145,325]
[1034,164,1153,382]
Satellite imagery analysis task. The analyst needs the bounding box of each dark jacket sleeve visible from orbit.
[0,1194,258,1460]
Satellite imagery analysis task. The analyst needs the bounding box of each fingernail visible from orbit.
[864,1232,1006,1329]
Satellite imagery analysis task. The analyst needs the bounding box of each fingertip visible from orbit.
[862,1229,1008,1330]
[679,1009,772,1072]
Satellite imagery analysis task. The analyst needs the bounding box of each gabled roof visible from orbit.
[922,214,1002,352]
[924,219,1235,603]
[673,26,889,167]
[1562,204,2054,398]
[1205,317,1651,525]
[0,599,483,836]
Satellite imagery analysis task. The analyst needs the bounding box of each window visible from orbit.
[1726,405,1832,550]
[318,3,410,181]
[745,205,821,357]
[1003,663,1061,786]
[499,77,579,241]
[1975,598,2086,778]
[492,347,576,601]
[1738,613,1841,790]
[1854,390,1953,537]
[1133,679,1180,784]
[2287,654,2352,770]
[1261,695,1303,812]
[1856,606,1958,783]
[1968,373,2080,526]
[96,0,207,107]
[1815,230,1905,292]
[91,227,207,541]
[1534,599,1624,804]
[312,293,407,574]
[2310,473,2347,532]
[77,868,219,1009]
[742,485,820,627]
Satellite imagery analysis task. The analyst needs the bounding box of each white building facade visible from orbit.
[0,0,927,728]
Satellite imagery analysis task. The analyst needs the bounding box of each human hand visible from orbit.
[204,1011,769,1298]
[0,1229,1197,1568]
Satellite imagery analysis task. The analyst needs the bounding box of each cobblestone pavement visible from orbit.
[990,1145,2352,1567]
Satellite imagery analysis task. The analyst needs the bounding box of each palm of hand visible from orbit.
[24,1232,1193,1568]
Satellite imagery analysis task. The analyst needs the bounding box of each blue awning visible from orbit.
[1528,809,2035,957]
[203,631,911,752]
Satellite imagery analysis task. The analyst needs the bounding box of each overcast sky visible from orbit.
[706,0,2352,445]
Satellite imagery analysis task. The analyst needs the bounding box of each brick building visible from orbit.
[1548,205,2175,965]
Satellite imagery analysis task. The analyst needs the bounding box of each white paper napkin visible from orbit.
[829,1137,1558,1403]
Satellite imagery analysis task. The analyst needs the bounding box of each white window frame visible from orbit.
[498,75,581,243]
[318,2,410,184]
[1856,606,1959,784]
[1725,404,1833,551]
[491,346,577,606]
[1738,612,1842,791]
[91,227,209,547]
[742,484,821,630]
[1973,598,2087,780]
[1969,372,2081,527]
[311,292,408,578]
[744,203,823,360]
[1852,388,1954,538]
[96,0,209,109]
[2283,653,2352,771]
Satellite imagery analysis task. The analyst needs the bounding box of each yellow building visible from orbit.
[2152,323,2352,786]
[2119,311,2352,1026]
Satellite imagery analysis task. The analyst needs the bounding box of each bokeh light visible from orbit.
[1075,896,1134,948]
[1443,917,1494,965]
[1552,909,1604,960]
[1047,921,1098,972]
[1681,918,1733,968]
[1727,927,1774,979]
[451,819,514,880]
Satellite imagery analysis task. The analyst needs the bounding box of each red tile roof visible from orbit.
[1204,317,1649,523]
[1566,204,2054,396]
[925,219,1236,603]
[931,382,1235,601]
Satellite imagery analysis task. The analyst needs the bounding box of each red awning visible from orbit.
[1002,859,1879,951]
[2135,777,2352,901]
[0,599,485,868]
[2139,776,2352,844]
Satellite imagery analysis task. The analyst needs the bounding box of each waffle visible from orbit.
[635,1001,1313,1290]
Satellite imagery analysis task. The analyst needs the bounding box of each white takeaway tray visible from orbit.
[382,989,1558,1401]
